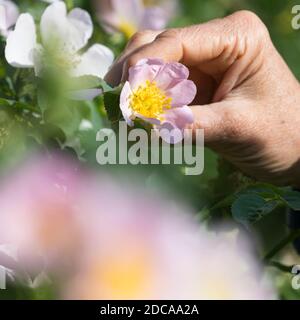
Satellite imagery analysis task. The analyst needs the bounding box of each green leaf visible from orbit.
[282,190,300,211]
[100,81,114,93]
[209,194,236,211]
[232,193,279,227]
[0,97,15,107]
[238,183,283,198]
[69,76,101,90]
[103,85,122,122]
[37,89,51,115]
[44,104,81,139]
[68,76,114,93]
[84,99,105,130]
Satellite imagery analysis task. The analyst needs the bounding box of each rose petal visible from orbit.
[141,7,168,31]
[165,79,197,107]
[112,0,143,25]
[129,58,164,90]
[68,8,93,47]
[156,122,184,144]
[136,58,165,67]
[135,113,161,125]
[0,5,7,32]
[163,105,194,129]
[5,13,36,67]
[155,106,194,144]
[72,44,114,78]
[155,62,189,91]
[40,1,68,48]
[0,0,19,31]
[40,1,92,53]
[120,81,134,126]
[97,0,143,35]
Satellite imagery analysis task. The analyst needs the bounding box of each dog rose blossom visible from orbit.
[65,188,275,300]
[0,155,275,299]
[95,0,176,39]
[0,156,83,271]
[120,58,196,143]
[5,1,114,80]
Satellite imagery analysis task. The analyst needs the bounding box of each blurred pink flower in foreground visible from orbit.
[95,0,177,39]
[0,156,83,271]
[0,155,275,299]
[120,58,196,143]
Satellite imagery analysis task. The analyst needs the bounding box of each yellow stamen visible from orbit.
[143,0,158,6]
[130,80,172,120]
[83,247,153,299]
[119,21,137,39]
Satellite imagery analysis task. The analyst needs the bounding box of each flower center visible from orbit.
[143,0,159,6]
[47,46,81,70]
[119,21,137,39]
[130,80,172,120]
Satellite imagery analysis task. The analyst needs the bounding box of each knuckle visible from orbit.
[154,28,182,55]
[126,54,141,68]
[126,30,161,52]
[127,32,143,46]
[222,109,246,140]
[232,10,261,24]
[155,28,179,41]
[225,10,270,54]
[230,10,269,36]
[130,30,155,43]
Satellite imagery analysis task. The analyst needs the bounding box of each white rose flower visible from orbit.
[5,1,114,99]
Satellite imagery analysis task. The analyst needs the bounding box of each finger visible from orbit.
[120,29,184,83]
[119,21,241,83]
[119,11,267,95]
[124,30,162,54]
[105,30,162,86]
[188,101,246,145]
[118,22,229,83]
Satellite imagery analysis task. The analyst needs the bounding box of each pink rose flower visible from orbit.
[120,58,197,143]
[95,0,176,39]
[0,155,276,299]
[0,155,83,271]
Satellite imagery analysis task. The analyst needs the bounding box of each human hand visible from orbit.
[105,10,300,186]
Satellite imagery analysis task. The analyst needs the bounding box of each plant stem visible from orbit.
[267,261,294,273]
[263,229,300,261]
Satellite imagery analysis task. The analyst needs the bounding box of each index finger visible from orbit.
[105,30,162,86]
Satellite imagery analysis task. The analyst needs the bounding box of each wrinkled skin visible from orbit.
[106,10,300,186]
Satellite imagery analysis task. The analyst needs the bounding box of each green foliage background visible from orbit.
[0,0,300,299]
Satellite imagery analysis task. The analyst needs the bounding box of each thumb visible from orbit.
[189,101,243,145]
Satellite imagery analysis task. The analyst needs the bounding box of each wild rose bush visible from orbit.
[0,0,299,300]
